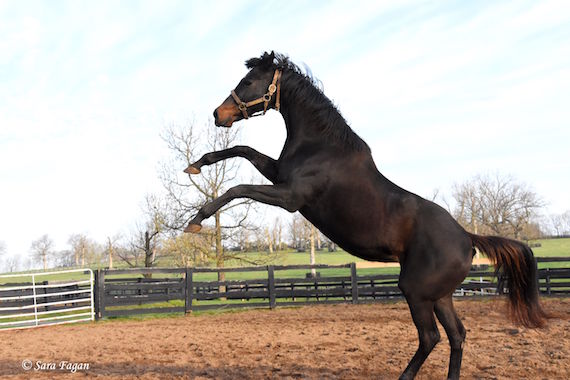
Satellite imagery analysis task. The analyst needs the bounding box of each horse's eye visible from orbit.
[244,80,252,86]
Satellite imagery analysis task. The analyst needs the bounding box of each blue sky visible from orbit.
[1,0,569,266]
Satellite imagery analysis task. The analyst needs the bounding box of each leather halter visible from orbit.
[230,69,282,119]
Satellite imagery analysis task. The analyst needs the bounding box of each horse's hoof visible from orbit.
[184,223,202,233]
[184,166,201,175]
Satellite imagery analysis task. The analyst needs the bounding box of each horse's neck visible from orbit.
[279,95,326,154]
[282,103,307,138]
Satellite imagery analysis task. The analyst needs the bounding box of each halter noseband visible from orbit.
[230,69,282,119]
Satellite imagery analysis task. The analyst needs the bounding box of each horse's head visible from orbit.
[213,51,282,127]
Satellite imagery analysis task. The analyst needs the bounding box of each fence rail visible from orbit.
[94,257,570,319]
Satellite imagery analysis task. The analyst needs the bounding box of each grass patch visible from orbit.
[531,238,570,257]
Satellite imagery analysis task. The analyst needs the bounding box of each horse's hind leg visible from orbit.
[185,184,305,232]
[434,295,466,380]
[399,297,440,380]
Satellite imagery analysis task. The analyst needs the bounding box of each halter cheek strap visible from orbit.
[230,69,282,119]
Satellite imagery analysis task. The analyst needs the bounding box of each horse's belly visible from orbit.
[299,178,418,263]
[300,203,404,263]
[343,245,400,263]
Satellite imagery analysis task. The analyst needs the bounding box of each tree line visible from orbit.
[1,120,568,273]
[5,214,329,273]
[436,173,570,241]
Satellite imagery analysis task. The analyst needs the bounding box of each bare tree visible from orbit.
[560,210,570,235]
[116,241,143,268]
[452,179,481,234]
[233,225,253,252]
[323,235,337,252]
[287,215,322,275]
[119,223,160,269]
[550,210,570,237]
[265,226,274,253]
[289,215,300,250]
[271,218,284,251]
[562,210,570,235]
[430,188,451,212]
[309,224,317,277]
[5,255,20,272]
[31,234,54,270]
[277,219,284,251]
[562,211,570,235]
[0,241,5,270]
[159,120,254,279]
[104,235,122,269]
[452,173,544,239]
[68,233,98,267]
[160,231,214,267]
[550,214,564,236]
[289,213,309,251]
[259,218,285,253]
[288,213,322,271]
[0,242,8,273]
[0,246,20,272]
[520,222,544,242]
[116,194,168,269]
[55,249,75,267]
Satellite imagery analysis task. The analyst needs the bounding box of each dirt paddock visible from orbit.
[1,298,568,379]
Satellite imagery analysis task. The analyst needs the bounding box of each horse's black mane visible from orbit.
[246,52,369,153]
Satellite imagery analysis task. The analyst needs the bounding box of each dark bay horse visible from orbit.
[184,52,547,379]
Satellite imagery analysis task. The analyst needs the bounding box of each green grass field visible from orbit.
[530,238,570,257]
[2,238,568,282]
[170,237,570,269]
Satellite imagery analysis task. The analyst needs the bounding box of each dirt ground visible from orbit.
[0,298,568,380]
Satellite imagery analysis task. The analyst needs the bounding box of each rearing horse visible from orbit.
[184,51,547,379]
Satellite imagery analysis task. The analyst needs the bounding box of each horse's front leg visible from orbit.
[185,184,303,233]
[184,145,278,182]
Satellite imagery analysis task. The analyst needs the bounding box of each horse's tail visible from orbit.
[468,233,548,328]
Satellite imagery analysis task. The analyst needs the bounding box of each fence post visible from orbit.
[94,270,100,320]
[268,265,276,309]
[97,269,105,319]
[185,267,194,313]
[545,268,551,296]
[350,262,358,304]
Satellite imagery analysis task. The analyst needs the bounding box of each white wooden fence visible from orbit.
[0,269,94,331]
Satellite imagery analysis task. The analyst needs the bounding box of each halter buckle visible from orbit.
[268,83,277,94]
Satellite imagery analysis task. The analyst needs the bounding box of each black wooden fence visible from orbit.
[94,258,570,319]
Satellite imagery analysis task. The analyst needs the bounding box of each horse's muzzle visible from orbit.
[213,115,234,128]
[213,97,239,127]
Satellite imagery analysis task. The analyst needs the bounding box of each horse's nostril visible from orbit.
[213,109,219,120]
